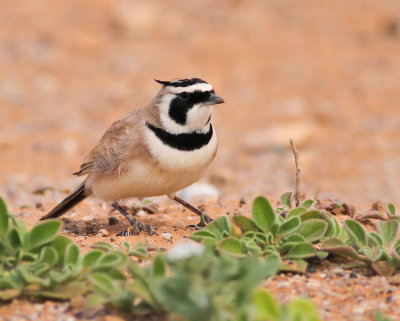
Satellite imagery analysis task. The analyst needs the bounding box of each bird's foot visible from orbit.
[186,212,213,230]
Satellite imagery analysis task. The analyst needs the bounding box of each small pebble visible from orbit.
[349,271,358,279]
[174,219,184,228]
[98,228,110,237]
[308,265,317,273]
[180,183,220,203]
[136,210,147,217]
[86,226,95,234]
[75,221,86,233]
[109,217,119,225]
[160,232,172,241]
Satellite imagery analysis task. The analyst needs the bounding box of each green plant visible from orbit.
[374,311,393,321]
[0,198,128,300]
[1,197,321,321]
[252,289,320,321]
[94,243,318,321]
[190,195,333,272]
[321,219,400,276]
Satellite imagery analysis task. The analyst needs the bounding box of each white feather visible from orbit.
[168,83,213,94]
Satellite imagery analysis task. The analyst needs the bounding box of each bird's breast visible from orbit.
[144,124,218,171]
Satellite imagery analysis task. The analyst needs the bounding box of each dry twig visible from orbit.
[290,139,301,207]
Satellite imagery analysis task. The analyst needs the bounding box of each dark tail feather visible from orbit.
[40,181,88,220]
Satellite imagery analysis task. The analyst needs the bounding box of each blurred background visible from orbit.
[1,0,400,209]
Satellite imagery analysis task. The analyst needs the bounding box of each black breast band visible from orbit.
[146,123,213,151]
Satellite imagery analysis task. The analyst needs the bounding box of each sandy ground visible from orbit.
[1,0,400,320]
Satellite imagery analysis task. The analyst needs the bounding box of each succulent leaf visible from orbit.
[252,197,275,233]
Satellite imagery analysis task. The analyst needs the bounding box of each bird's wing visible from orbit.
[73,109,147,177]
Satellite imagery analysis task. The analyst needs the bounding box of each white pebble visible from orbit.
[179,183,220,203]
[136,210,147,217]
[174,219,185,228]
[160,232,172,241]
[98,229,109,237]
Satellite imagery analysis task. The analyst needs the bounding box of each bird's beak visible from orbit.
[203,93,225,106]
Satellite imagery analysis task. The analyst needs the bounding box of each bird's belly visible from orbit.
[91,159,210,201]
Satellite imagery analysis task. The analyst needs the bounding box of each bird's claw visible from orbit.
[186,212,212,230]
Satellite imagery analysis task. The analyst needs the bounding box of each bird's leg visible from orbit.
[168,194,213,228]
[111,202,157,235]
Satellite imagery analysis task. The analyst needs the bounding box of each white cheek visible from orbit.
[186,106,213,131]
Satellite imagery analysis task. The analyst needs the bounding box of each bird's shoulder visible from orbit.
[73,108,153,177]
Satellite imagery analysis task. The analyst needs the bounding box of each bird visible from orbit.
[40,78,224,234]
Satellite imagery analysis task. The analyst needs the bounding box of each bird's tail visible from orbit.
[40,181,88,220]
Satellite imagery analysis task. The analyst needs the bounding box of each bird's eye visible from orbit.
[180,92,190,100]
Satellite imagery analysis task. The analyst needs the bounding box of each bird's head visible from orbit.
[153,78,224,134]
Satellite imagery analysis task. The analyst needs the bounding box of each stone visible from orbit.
[179,183,220,203]
[98,229,110,237]
[160,232,172,241]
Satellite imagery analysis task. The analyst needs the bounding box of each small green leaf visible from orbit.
[64,243,80,266]
[0,289,20,300]
[0,198,9,236]
[49,235,72,265]
[301,199,315,208]
[253,289,281,321]
[88,272,116,294]
[204,215,230,239]
[232,215,259,233]
[288,297,321,321]
[6,228,22,250]
[296,219,327,242]
[387,203,396,216]
[153,254,165,278]
[280,192,292,208]
[286,207,308,219]
[85,293,109,308]
[189,230,218,242]
[371,262,396,277]
[264,254,281,277]
[300,210,323,221]
[344,220,367,247]
[277,216,300,236]
[37,281,87,299]
[97,252,127,268]
[377,220,399,248]
[217,238,246,257]
[252,196,275,233]
[91,242,114,251]
[285,234,305,242]
[367,232,383,247]
[27,220,62,250]
[284,242,317,259]
[83,250,103,267]
[38,246,58,267]
[321,238,366,261]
